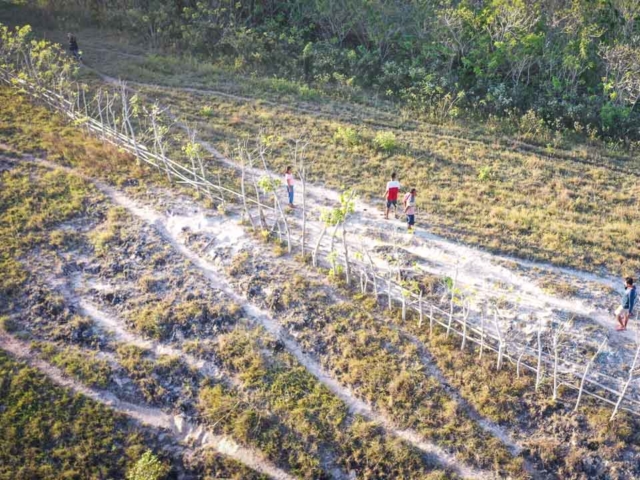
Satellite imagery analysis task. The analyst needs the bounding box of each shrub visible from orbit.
[333,126,359,147]
[518,109,549,142]
[48,229,78,249]
[373,131,397,152]
[0,316,18,333]
[127,451,170,480]
[477,165,493,182]
[130,302,173,339]
[200,105,214,117]
[600,103,630,133]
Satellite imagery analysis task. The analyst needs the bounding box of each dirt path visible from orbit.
[18,155,495,479]
[131,179,532,463]
[0,332,296,480]
[82,70,626,334]
[59,279,221,378]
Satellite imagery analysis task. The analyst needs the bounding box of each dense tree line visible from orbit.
[21,0,640,142]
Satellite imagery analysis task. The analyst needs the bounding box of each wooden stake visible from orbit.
[494,309,504,370]
[239,154,256,230]
[446,269,458,337]
[312,225,327,267]
[429,304,434,337]
[479,304,486,360]
[611,330,640,420]
[536,319,543,391]
[418,290,424,328]
[517,351,525,378]
[401,292,406,321]
[575,337,607,412]
[461,301,469,350]
[342,223,351,285]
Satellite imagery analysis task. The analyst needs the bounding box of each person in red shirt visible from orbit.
[384,172,401,219]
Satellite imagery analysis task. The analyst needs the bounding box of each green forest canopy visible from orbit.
[15,0,640,143]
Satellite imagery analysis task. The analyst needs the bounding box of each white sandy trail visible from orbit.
[23,157,493,479]
[45,273,221,377]
[0,332,296,480]
[79,294,220,378]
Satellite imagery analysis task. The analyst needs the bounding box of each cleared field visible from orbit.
[2,85,640,479]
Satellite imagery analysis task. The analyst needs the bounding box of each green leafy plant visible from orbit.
[127,451,170,480]
[199,105,214,117]
[333,126,359,147]
[373,131,397,152]
[477,165,493,182]
[257,175,281,193]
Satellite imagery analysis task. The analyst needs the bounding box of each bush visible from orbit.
[477,165,493,182]
[127,451,170,480]
[600,103,630,133]
[373,131,397,152]
[0,316,18,333]
[517,109,549,142]
[333,126,359,147]
[200,105,214,117]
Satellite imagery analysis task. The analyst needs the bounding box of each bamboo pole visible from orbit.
[446,269,458,337]
[575,338,608,412]
[611,331,640,420]
[418,290,424,328]
[536,319,543,391]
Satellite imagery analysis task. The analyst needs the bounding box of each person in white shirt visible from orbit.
[285,166,295,207]
[384,172,401,219]
[403,188,417,231]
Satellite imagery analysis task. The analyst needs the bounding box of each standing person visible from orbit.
[68,33,81,61]
[285,166,295,208]
[615,277,637,331]
[384,172,401,219]
[403,188,417,232]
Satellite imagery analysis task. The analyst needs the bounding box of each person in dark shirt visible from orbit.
[615,277,637,331]
[67,33,81,60]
